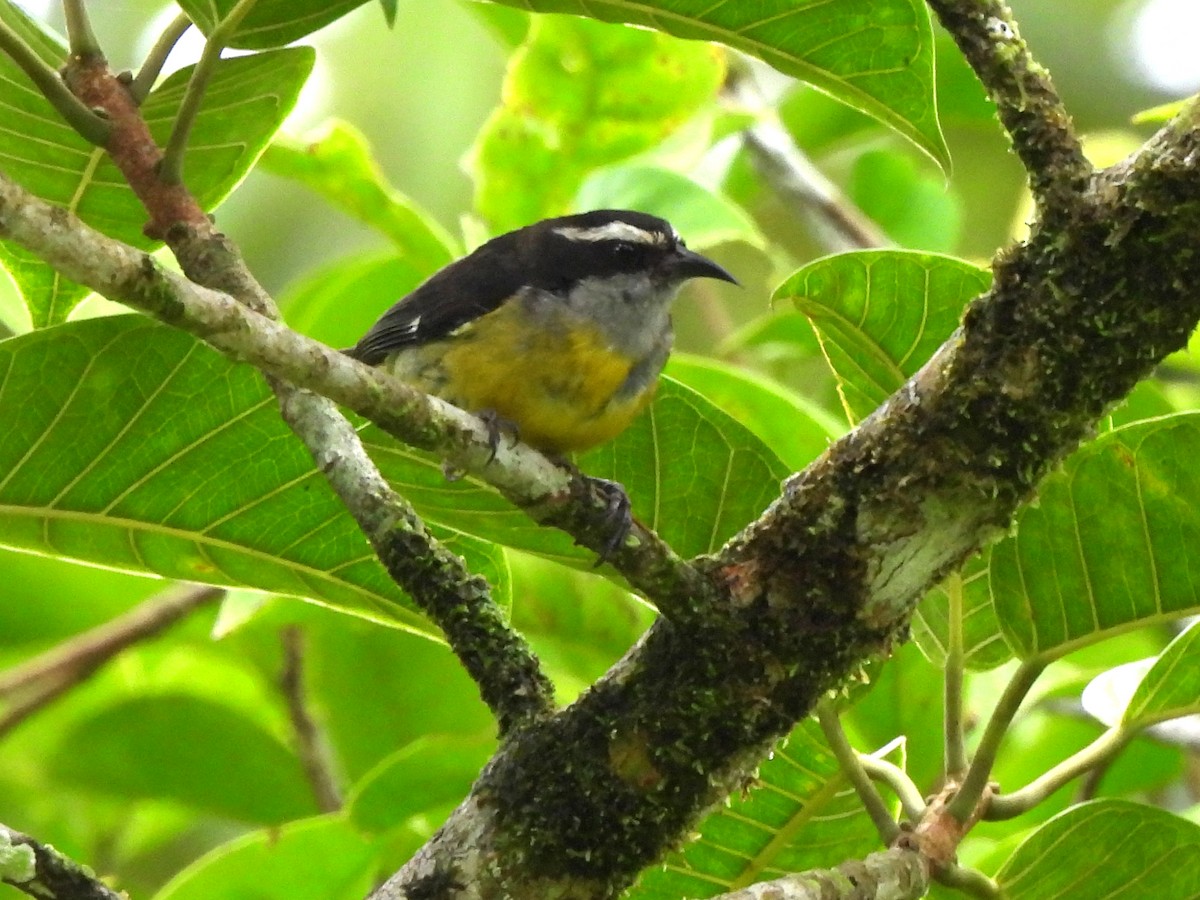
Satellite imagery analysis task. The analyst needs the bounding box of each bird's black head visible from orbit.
[520,209,738,292]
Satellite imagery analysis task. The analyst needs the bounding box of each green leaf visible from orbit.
[774,250,991,425]
[629,721,902,898]
[666,354,841,471]
[848,150,962,252]
[1123,620,1200,729]
[0,316,440,637]
[991,414,1200,661]
[281,250,429,351]
[378,0,399,28]
[153,815,378,900]
[0,47,313,325]
[718,311,829,399]
[0,314,764,629]
[0,243,89,327]
[50,694,318,824]
[996,800,1200,899]
[176,0,369,49]
[578,376,788,559]
[933,32,997,127]
[349,734,496,833]
[779,85,881,158]
[469,14,726,230]
[576,166,764,251]
[842,641,943,794]
[362,371,788,567]
[1131,99,1189,127]
[0,3,84,324]
[261,122,459,271]
[1106,379,1179,430]
[509,554,655,697]
[490,0,947,169]
[1081,659,1154,728]
[777,251,1009,670]
[304,620,499,781]
[465,3,531,47]
[911,556,1012,671]
[144,49,315,213]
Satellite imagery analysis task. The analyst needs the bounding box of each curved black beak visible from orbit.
[668,246,739,286]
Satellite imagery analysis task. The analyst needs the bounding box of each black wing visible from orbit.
[345,235,525,365]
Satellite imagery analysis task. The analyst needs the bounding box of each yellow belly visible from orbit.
[392,303,659,454]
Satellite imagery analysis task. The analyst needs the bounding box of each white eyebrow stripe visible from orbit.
[553,222,667,245]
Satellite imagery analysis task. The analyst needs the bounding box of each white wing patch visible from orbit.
[554,221,669,246]
[400,315,421,337]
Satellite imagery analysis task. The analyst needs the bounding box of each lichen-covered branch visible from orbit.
[55,52,557,734]
[925,0,1092,207]
[3,8,1200,897]
[6,85,1200,900]
[372,97,1200,899]
[709,849,929,900]
[1,824,122,900]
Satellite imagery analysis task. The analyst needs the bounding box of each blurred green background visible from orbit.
[1,1,1198,896]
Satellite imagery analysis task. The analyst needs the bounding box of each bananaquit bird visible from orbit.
[345,209,738,455]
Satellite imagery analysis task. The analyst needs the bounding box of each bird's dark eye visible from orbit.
[613,241,635,258]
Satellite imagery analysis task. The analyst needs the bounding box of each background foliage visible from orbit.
[2,0,1200,898]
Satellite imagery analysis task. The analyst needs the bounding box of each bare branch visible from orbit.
[744,125,890,251]
[280,626,343,813]
[925,0,1092,207]
[1,823,123,900]
[709,848,928,900]
[0,584,223,738]
[56,53,557,733]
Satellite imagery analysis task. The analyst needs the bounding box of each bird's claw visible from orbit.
[585,476,633,566]
[476,409,520,463]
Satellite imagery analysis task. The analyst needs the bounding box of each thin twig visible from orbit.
[0,16,109,145]
[160,0,260,183]
[280,626,343,812]
[907,780,991,874]
[55,54,558,732]
[1,822,123,899]
[61,0,102,57]
[129,13,193,103]
[924,0,1092,207]
[709,847,929,900]
[743,126,891,251]
[946,659,1045,822]
[0,584,224,738]
[932,862,1001,898]
[726,60,889,252]
[987,726,1131,819]
[0,161,714,626]
[817,703,901,845]
[860,754,926,824]
[943,573,967,777]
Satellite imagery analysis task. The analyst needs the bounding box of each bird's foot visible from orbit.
[476,409,521,463]
[584,476,633,566]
